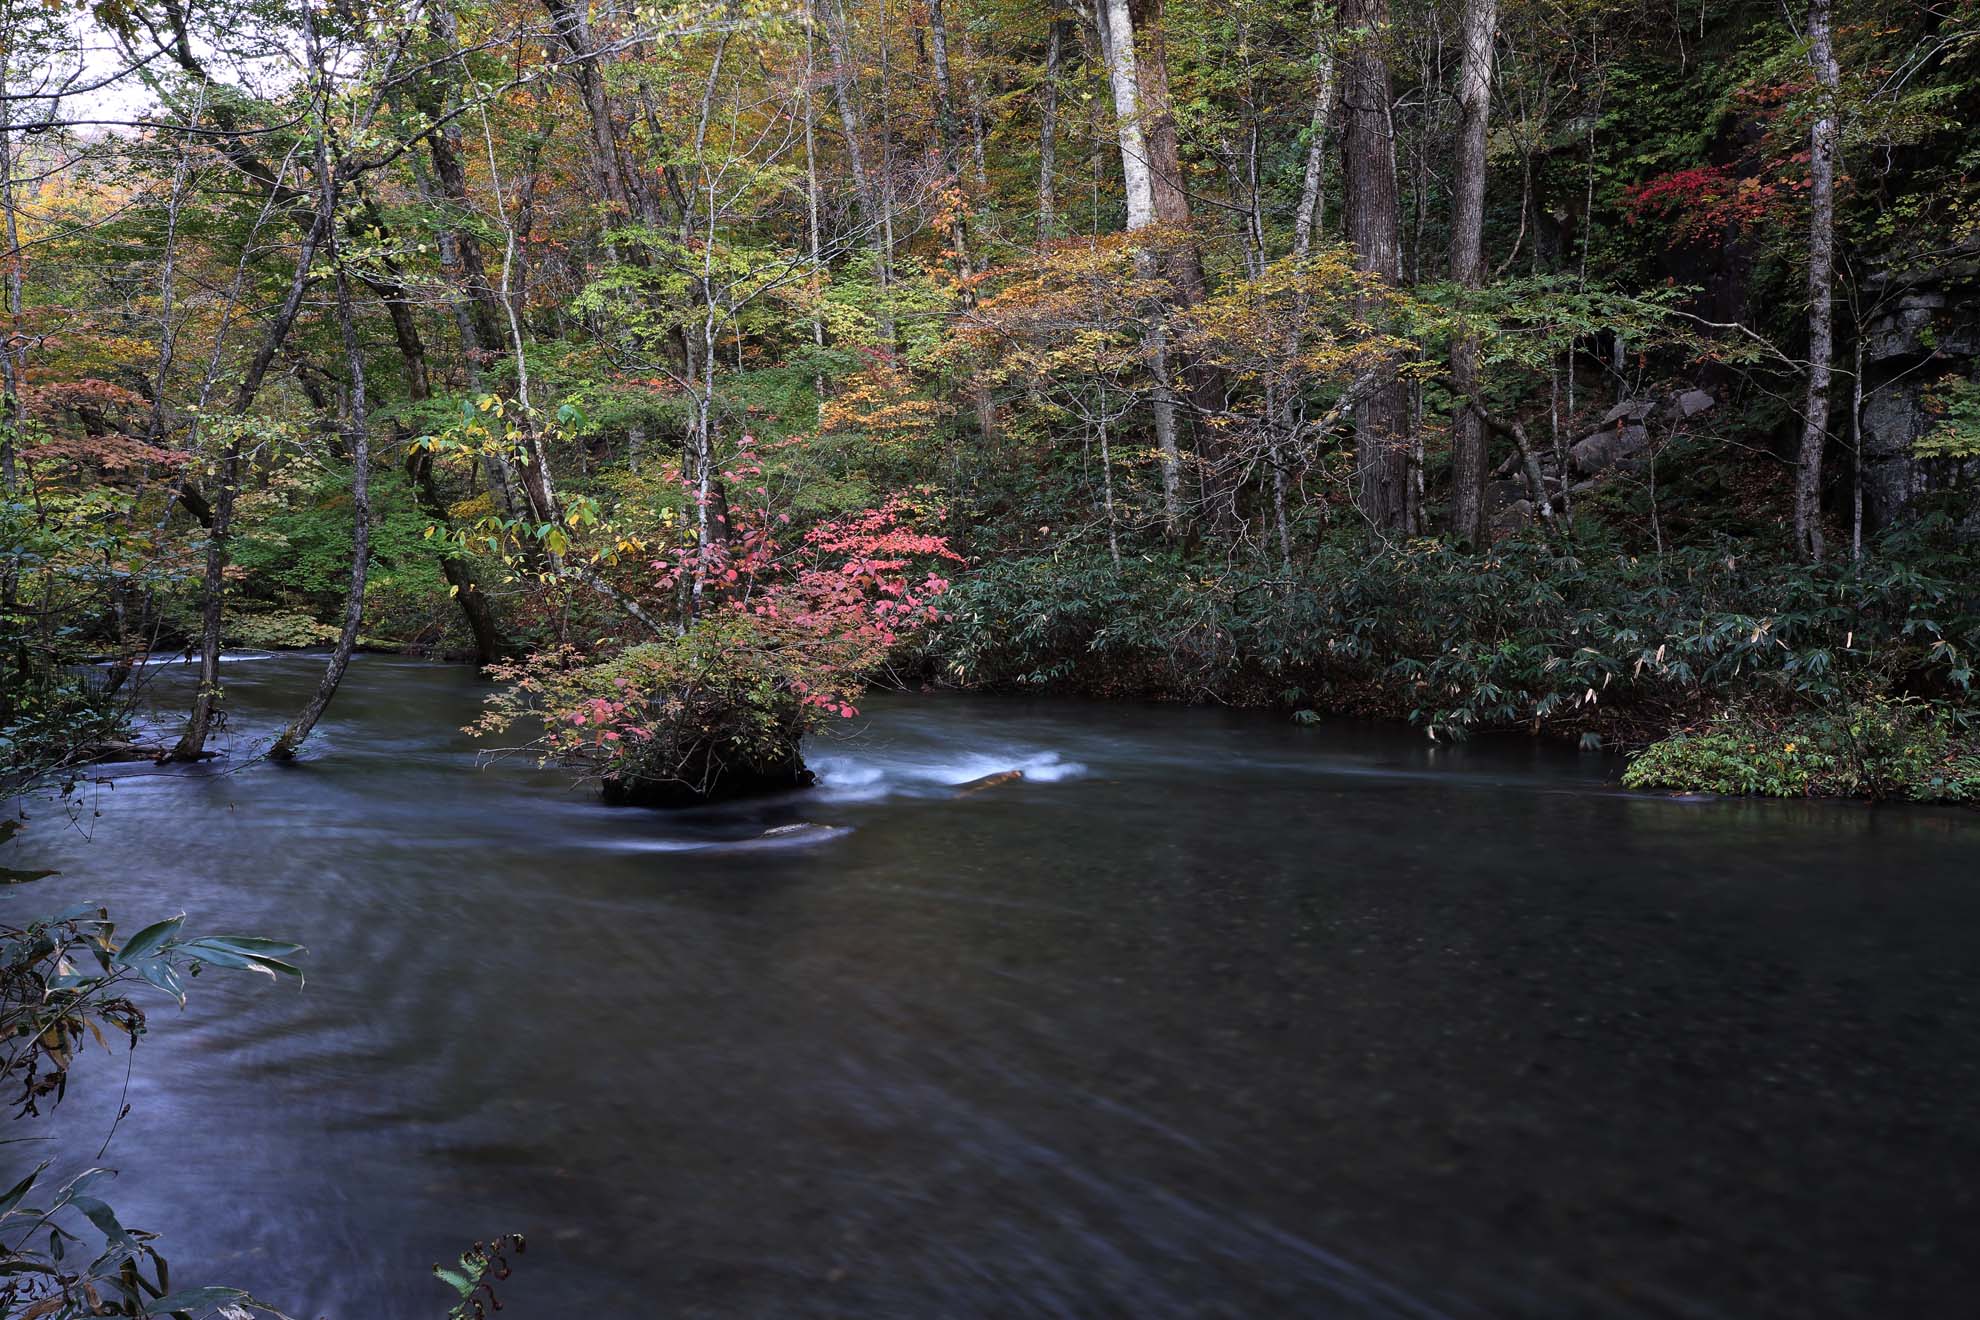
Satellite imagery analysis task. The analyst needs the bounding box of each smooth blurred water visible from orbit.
[9,654,1979,1317]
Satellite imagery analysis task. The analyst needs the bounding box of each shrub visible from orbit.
[224,608,342,650]
[1623,698,1980,801]
[934,521,1980,745]
[473,618,836,806]
[470,493,960,806]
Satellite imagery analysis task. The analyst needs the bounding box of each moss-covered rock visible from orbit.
[472,615,855,808]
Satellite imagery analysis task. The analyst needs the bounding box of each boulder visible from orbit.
[1602,398,1657,425]
[1672,388,1716,420]
[1492,498,1534,535]
[1570,423,1650,476]
[603,762,815,807]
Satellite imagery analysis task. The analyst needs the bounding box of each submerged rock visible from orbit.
[739,822,850,847]
[602,754,815,808]
[953,769,1025,796]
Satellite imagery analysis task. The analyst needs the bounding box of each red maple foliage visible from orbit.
[1621,164,1792,246]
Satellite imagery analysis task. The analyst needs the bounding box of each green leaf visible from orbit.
[182,936,306,960]
[134,957,188,1006]
[433,1266,475,1297]
[0,1160,48,1215]
[68,1192,135,1249]
[147,1286,251,1314]
[179,941,305,984]
[116,914,186,964]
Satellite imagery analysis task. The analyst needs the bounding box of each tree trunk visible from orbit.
[541,0,649,234]
[420,6,509,365]
[167,202,331,762]
[1447,0,1497,546]
[1127,0,1228,518]
[1037,19,1064,240]
[1093,0,1183,529]
[823,0,896,344]
[0,55,26,683]
[1126,0,1203,298]
[1340,0,1411,537]
[804,0,829,419]
[1795,0,1838,560]
[398,20,511,664]
[928,0,999,440]
[407,448,507,665]
[1292,6,1337,261]
[270,10,370,761]
[269,250,371,760]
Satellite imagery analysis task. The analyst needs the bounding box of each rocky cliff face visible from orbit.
[1859,257,1980,537]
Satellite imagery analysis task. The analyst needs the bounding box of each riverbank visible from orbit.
[927,529,1980,803]
[53,525,1979,806]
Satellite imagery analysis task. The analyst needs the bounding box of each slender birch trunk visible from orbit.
[1795,0,1839,560]
[1092,0,1183,529]
[1291,9,1336,261]
[804,0,828,421]
[825,0,896,343]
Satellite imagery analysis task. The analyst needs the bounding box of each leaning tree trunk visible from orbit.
[1447,0,1498,546]
[167,201,331,762]
[269,258,370,761]
[270,11,369,762]
[271,250,372,763]
[1340,0,1411,537]
[1795,0,1839,560]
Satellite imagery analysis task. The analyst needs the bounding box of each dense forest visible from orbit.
[4,0,1980,815]
[5,1,1980,1313]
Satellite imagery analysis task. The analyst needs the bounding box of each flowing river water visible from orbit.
[12,653,1980,1317]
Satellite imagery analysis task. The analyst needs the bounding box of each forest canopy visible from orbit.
[1,0,1978,806]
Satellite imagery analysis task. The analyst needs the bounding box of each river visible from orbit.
[12,653,1980,1317]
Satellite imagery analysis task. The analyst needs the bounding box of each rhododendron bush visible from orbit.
[470,495,961,805]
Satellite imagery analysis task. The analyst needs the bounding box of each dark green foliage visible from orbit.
[230,467,443,626]
[1,907,304,1318]
[936,521,1980,745]
[433,1233,527,1320]
[1624,700,1980,801]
